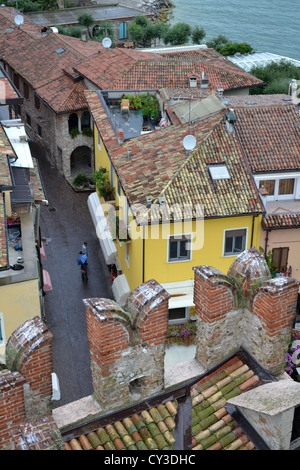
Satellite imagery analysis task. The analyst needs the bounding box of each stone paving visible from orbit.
[31,142,113,408]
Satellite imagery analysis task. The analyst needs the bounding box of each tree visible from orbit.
[163,22,192,46]
[93,22,114,44]
[206,34,230,50]
[77,12,94,38]
[250,60,300,95]
[191,26,206,45]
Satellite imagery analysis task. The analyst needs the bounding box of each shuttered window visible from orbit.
[272,247,289,273]
[119,22,127,39]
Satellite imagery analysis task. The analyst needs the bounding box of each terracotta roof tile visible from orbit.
[85,91,263,219]
[262,212,300,229]
[65,355,261,451]
[233,103,300,173]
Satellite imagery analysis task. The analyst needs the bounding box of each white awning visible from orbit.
[87,192,117,265]
[161,280,194,309]
[112,273,130,307]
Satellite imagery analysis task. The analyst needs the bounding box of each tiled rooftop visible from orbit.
[85,90,264,220]
[64,355,262,450]
[233,103,300,173]
[262,212,300,229]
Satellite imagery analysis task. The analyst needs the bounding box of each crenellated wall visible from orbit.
[193,247,299,376]
[84,279,170,410]
[0,316,54,449]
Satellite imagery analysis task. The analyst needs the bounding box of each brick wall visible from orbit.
[193,248,299,376]
[84,279,170,410]
[0,316,54,449]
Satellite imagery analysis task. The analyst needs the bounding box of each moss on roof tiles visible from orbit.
[65,356,261,451]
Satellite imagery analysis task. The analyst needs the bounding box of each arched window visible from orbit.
[81,111,90,130]
[119,22,127,39]
[68,113,78,133]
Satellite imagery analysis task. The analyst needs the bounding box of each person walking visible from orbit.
[81,242,88,256]
[77,251,88,281]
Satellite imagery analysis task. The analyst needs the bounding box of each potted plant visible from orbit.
[82,127,93,137]
[70,127,80,139]
[73,173,88,189]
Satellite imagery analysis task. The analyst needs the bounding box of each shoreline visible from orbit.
[135,0,175,22]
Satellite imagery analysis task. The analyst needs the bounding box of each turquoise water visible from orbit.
[171,0,300,61]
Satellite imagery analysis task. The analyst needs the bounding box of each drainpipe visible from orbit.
[142,225,145,283]
[250,214,258,247]
[264,229,270,256]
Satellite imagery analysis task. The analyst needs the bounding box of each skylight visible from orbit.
[208,164,230,180]
[54,48,65,54]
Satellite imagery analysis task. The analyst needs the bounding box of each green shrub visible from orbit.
[73,173,87,187]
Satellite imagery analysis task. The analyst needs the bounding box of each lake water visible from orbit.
[170,0,300,61]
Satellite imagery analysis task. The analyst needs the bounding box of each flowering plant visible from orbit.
[166,322,197,345]
[285,338,300,381]
[93,168,114,200]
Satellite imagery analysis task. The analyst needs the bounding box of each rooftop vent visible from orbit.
[189,76,198,88]
[200,71,209,89]
[225,109,237,134]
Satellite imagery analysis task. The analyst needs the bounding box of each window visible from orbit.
[224,229,246,256]
[259,180,275,196]
[110,162,115,188]
[34,94,40,109]
[117,178,121,198]
[97,129,101,150]
[272,247,289,273]
[81,111,90,130]
[125,243,130,268]
[168,235,191,262]
[68,113,78,133]
[257,177,296,199]
[26,113,31,127]
[169,307,189,324]
[208,165,230,180]
[24,82,29,99]
[119,22,127,39]
[278,179,295,195]
[37,124,42,137]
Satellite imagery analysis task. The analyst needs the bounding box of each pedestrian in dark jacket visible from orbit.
[77,251,88,281]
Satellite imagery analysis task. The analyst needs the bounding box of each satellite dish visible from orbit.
[14,14,24,26]
[102,37,112,48]
[183,134,196,151]
[50,26,58,33]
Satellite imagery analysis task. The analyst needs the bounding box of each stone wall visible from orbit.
[84,279,170,410]
[0,316,54,449]
[193,248,299,376]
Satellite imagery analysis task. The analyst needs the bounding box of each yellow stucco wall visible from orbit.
[0,279,41,356]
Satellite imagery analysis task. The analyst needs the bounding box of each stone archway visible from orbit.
[70,145,91,178]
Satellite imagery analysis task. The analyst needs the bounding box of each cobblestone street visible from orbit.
[32,143,113,408]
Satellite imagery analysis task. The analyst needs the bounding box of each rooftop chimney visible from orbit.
[225,109,237,134]
[200,71,209,89]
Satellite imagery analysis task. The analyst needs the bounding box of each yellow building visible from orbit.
[85,90,264,322]
[0,117,48,358]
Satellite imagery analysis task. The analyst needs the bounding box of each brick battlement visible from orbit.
[84,279,170,409]
[193,248,299,375]
[0,317,54,449]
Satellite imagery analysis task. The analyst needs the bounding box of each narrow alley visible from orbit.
[32,143,113,408]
